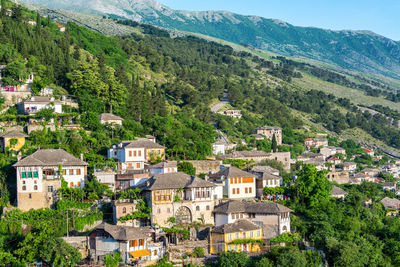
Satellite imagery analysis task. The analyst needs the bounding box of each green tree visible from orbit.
[178,161,196,176]
[276,248,307,267]
[293,164,332,208]
[104,252,122,267]
[218,251,249,267]
[271,133,278,152]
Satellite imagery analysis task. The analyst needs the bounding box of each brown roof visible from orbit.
[150,161,177,169]
[211,219,261,234]
[0,130,28,138]
[118,139,164,149]
[213,200,292,214]
[99,113,123,121]
[94,223,152,241]
[137,172,215,190]
[380,197,400,209]
[210,166,254,179]
[251,166,279,174]
[13,149,88,167]
[331,186,347,196]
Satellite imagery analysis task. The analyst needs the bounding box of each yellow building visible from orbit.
[0,130,28,151]
[210,219,263,254]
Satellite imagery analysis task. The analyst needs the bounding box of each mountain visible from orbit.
[21,0,400,80]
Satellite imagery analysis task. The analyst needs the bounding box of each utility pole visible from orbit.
[66,211,69,237]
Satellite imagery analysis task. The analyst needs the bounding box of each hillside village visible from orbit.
[1,1,400,266]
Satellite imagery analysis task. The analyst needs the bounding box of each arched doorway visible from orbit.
[175,206,192,225]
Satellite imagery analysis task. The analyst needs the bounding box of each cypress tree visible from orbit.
[271,133,278,153]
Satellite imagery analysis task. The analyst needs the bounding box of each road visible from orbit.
[210,90,229,113]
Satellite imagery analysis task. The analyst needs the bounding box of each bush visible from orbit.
[191,247,205,257]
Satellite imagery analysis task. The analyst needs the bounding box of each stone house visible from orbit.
[320,146,345,159]
[331,186,347,199]
[108,137,165,172]
[380,197,400,210]
[148,161,177,175]
[213,200,291,240]
[93,169,117,192]
[327,156,342,165]
[115,170,150,191]
[382,163,400,177]
[209,166,256,199]
[0,130,28,151]
[187,160,221,175]
[89,223,165,265]
[304,138,328,148]
[250,166,283,198]
[218,110,242,119]
[113,199,148,227]
[328,169,350,184]
[13,149,88,211]
[362,168,380,178]
[363,149,375,157]
[210,219,263,254]
[343,162,357,172]
[18,96,63,115]
[254,126,282,145]
[137,172,220,227]
[382,182,396,192]
[99,113,124,126]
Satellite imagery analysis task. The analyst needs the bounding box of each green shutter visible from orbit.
[21,172,26,178]
[33,172,38,178]
[27,172,32,178]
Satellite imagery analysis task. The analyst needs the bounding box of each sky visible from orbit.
[157,0,400,41]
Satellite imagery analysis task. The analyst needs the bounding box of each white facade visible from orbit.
[20,96,62,114]
[212,142,225,155]
[108,145,146,171]
[222,177,256,199]
[149,166,177,175]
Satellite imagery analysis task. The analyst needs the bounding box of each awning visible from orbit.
[129,250,151,258]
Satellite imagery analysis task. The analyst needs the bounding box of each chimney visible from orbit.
[80,153,84,161]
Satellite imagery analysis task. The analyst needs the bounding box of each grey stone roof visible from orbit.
[382,182,396,187]
[94,223,152,241]
[255,126,282,131]
[213,200,292,214]
[210,166,254,179]
[137,172,215,190]
[13,149,88,167]
[0,130,28,138]
[331,186,347,196]
[119,138,165,149]
[99,113,123,121]
[380,197,400,209]
[217,150,269,160]
[23,96,62,104]
[211,219,261,234]
[150,161,177,169]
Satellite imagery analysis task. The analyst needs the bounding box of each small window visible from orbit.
[206,205,210,211]
[77,181,81,187]
[34,185,38,190]
[33,172,38,178]
[28,193,32,199]
[257,230,261,237]
[139,239,144,246]
[231,214,235,219]
[236,188,240,194]
[250,231,254,238]
[249,187,252,193]
[22,180,26,185]
[69,169,74,175]
[70,182,73,187]
[136,163,140,169]
[245,188,248,194]
[138,150,142,157]
[235,233,239,239]
[167,208,171,213]
[62,170,66,175]
[34,180,37,184]
[228,234,232,241]
[21,172,26,178]
[133,151,137,157]
[157,208,161,214]
[123,207,127,213]
[76,169,81,175]
[27,172,32,178]
[232,188,235,195]
[48,186,53,193]
[22,186,26,191]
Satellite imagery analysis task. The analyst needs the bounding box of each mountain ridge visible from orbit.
[21,0,400,80]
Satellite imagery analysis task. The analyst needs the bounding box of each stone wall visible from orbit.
[187,160,221,175]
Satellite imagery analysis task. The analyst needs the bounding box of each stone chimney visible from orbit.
[80,153,84,161]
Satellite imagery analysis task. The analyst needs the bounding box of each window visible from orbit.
[236,188,239,194]
[234,178,237,184]
[69,169,74,175]
[114,151,117,156]
[77,181,81,187]
[232,188,235,195]
[234,244,238,251]
[235,233,239,239]
[133,151,137,157]
[138,150,142,157]
[62,170,66,175]
[34,185,38,190]
[129,151,132,157]
[33,172,38,178]
[21,172,26,178]
[245,188,248,194]
[34,180,37,184]
[153,250,157,256]
[231,214,235,219]
[230,178,233,184]
[228,234,232,241]
[249,187,252,193]
[48,186,53,193]
[130,240,138,247]
[196,206,200,211]
[157,208,161,214]
[70,182,74,187]
[22,186,26,191]
[43,169,55,176]
[206,205,210,211]
[28,193,32,199]
[136,163,140,169]
[123,207,126,213]
[76,169,81,175]
[139,239,144,246]
[167,208,170,213]
[27,172,32,178]
[250,231,254,238]
[257,230,261,237]
[22,180,25,185]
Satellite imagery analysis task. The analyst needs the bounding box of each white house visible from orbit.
[18,96,62,114]
[213,200,292,239]
[212,141,226,155]
[209,166,256,199]
[148,161,177,175]
[13,149,88,211]
[250,166,283,198]
[343,162,357,172]
[99,113,124,126]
